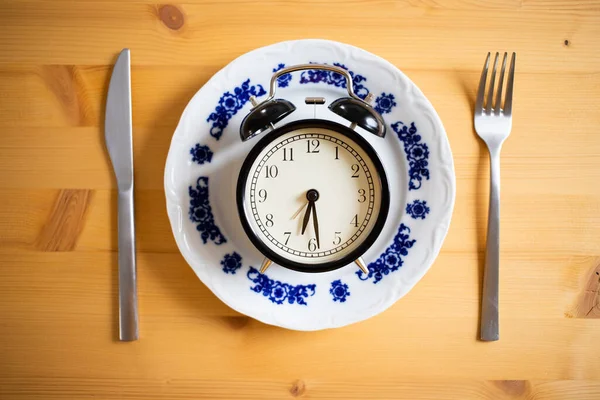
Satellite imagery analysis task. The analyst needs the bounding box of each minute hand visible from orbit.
[311,201,320,249]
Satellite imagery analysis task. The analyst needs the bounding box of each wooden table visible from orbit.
[1,1,599,399]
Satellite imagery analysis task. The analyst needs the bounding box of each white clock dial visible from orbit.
[241,126,385,266]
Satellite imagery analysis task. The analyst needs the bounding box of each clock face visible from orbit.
[237,120,390,273]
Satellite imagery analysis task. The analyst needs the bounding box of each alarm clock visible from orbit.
[237,64,390,274]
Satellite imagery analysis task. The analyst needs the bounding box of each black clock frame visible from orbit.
[236,119,390,273]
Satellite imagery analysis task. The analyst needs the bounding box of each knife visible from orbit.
[105,48,139,341]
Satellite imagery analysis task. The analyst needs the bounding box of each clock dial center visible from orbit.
[306,189,320,202]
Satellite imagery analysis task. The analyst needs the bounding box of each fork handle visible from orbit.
[481,146,501,341]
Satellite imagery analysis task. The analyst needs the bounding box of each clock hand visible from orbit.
[301,200,313,235]
[311,200,320,249]
[301,189,320,236]
[291,201,308,220]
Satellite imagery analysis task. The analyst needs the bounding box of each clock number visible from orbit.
[351,164,360,178]
[335,146,340,160]
[306,139,320,153]
[283,147,294,161]
[358,189,366,203]
[258,189,267,203]
[283,231,291,245]
[333,231,342,245]
[308,238,318,252]
[264,165,278,179]
[350,214,359,228]
[265,214,274,227]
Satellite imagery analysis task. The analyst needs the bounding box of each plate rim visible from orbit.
[163,38,456,331]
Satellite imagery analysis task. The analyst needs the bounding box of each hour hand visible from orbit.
[301,201,313,235]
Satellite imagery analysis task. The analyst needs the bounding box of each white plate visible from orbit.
[164,39,455,331]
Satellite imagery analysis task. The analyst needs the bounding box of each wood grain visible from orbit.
[35,189,93,251]
[568,258,600,318]
[0,0,599,399]
[1,378,600,400]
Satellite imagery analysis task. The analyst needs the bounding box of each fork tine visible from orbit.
[485,52,499,115]
[503,52,516,116]
[475,52,490,115]
[494,52,508,115]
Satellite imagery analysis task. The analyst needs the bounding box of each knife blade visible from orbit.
[105,48,138,341]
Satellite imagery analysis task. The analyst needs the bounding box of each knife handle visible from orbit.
[118,188,139,341]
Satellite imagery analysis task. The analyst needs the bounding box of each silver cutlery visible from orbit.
[105,48,139,341]
[475,51,516,341]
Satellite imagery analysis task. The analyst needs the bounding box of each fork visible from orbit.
[475,52,516,341]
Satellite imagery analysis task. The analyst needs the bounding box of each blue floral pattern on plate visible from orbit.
[190,144,213,165]
[273,63,292,87]
[357,224,416,284]
[299,62,369,99]
[406,200,430,220]
[374,93,397,115]
[330,280,350,303]
[392,121,430,190]
[198,61,425,299]
[206,79,267,140]
[298,62,398,116]
[221,252,242,274]
[247,267,316,305]
[188,177,227,245]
